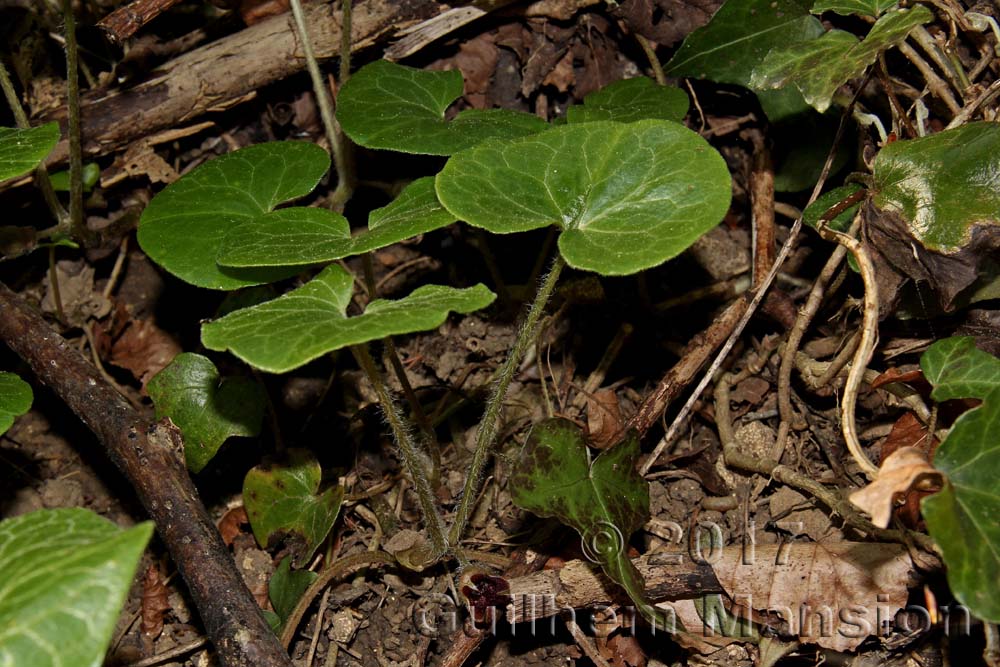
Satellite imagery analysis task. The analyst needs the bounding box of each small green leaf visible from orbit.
[269,556,317,627]
[566,77,689,124]
[803,183,865,233]
[435,120,731,276]
[336,60,549,155]
[202,264,496,373]
[0,123,60,181]
[920,337,1000,623]
[218,177,456,267]
[0,372,32,436]
[243,448,344,567]
[137,142,331,290]
[750,5,933,113]
[872,122,1000,253]
[48,163,101,192]
[0,509,153,667]
[811,0,897,17]
[509,419,671,629]
[147,353,266,473]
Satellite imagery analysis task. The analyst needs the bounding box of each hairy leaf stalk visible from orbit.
[60,0,86,241]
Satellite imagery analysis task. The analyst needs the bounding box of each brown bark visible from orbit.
[0,283,293,667]
[97,0,186,44]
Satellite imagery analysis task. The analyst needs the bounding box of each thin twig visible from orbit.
[60,0,87,241]
[946,77,1000,128]
[124,636,209,667]
[898,41,962,114]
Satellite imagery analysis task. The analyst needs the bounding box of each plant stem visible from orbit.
[60,0,86,242]
[634,34,666,86]
[352,344,449,559]
[448,253,566,547]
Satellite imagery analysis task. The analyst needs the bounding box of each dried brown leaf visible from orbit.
[850,446,942,529]
[586,388,624,450]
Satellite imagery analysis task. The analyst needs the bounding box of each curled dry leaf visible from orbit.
[218,505,250,548]
[586,387,624,449]
[109,318,182,388]
[850,446,943,529]
[140,564,170,653]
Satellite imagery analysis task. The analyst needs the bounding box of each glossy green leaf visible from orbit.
[137,142,331,290]
[435,120,731,276]
[665,0,824,121]
[0,509,153,667]
[803,183,864,233]
[921,337,1000,623]
[811,0,897,17]
[243,448,344,568]
[218,177,456,267]
[509,419,673,629]
[49,163,101,192]
[336,60,549,155]
[147,353,265,473]
[202,264,496,373]
[0,123,60,181]
[269,556,317,628]
[566,77,688,124]
[750,5,933,112]
[0,372,32,436]
[872,122,1000,253]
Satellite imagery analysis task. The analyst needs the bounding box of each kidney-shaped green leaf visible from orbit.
[217,177,457,267]
[872,122,1000,253]
[567,77,689,124]
[147,353,265,473]
[509,419,672,629]
[920,337,1000,623]
[0,509,153,667]
[137,142,331,289]
[0,123,60,182]
[811,0,897,17]
[435,120,731,276]
[201,264,496,373]
[0,372,32,436]
[243,448,344,568]
[337,60,548,155]
[750,5,932,113]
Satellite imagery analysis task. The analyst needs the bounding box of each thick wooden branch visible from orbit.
[0,283,293,667]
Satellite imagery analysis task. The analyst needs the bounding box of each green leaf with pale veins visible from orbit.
[137,142,331,290]
[243,448,344,568]
[217,177,456,267]
[0,372,32,436]
[566,77,689,124]
[435,120,731,276]
[920,337,1000,623]
[750,5,933,113]
[147,353,266,473]
[509,419,674,630]
[336,60,549,155]
[201,264,496,373]
[0,123,60,181]
[872,122,1000,253]
[0,509,153,667]
[811,0,897,17]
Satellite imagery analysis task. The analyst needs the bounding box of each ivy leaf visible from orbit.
[217,177,456,267]
[147,353,266,473]
[920,337,1000,623]
[750,5,933,113]
[509,419,672,629]
[269,556,317,629]
[0,509,153,667]
[201,264,496,373]
[243,448,344,568]
[336,60,549,155]
[137,142,331,290]
[435,120,731,276]
[811,0,897,18]
[0,123,60,181]
[566,77,689,124]
[0,372,32,436]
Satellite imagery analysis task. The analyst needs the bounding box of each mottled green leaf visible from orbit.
[872,122,1000,253]
[0,509,153,667]
[0,372,32,436]
[269,556,317,628]
[0,123,59,181]
[137,142,331,289]
[750,5,933,112]
[811,0,897,17]
[336,60,548,155]
[202,264,496,373]
[566,77,688,124]
[435,120,731,276]
[147,353,265,473]
[921,337,1000,623]
[509,419,672,630]
[243,448,344,568]
[218,177,456,267]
